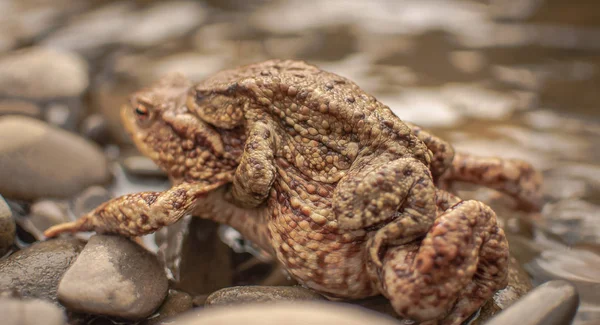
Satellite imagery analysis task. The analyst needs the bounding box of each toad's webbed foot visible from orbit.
[378,200,509,325]
[44,182,226,238]
[441,152,543,211]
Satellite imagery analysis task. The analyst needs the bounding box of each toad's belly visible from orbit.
[267,197,379,298]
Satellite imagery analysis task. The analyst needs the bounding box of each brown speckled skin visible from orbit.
[45,60,542,324]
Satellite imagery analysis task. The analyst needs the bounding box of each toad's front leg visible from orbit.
[379,198,509,325]
[231,120,277,208]
[44,182,227,238]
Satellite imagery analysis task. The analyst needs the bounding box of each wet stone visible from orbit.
[485,280,579,325]
[0,46,88,99]
[142,289,193,325]
[156,217,232,296]
[205,286,325,307]
[524,244,600,325]
[168,301,402,325]
[58,235,168,320]
[1,297,67,325]
[0,237,84,304]
[0,116,111,201]
[0,195,16,255]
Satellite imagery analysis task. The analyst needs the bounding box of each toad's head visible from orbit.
[121,73,242,185]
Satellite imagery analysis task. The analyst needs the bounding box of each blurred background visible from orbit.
[0,0,598,324]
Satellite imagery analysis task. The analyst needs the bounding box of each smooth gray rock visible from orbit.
[22,200,70,240]
[486,280,579,325]
[0,116,111,201]
[0,46,88,99]
[0,237,84,304]
[0,195,16,255]
[168,301,402,325]
[58,235,168,320]
[71,186,111,217]
[1,297,66,325]
[81,114,111,145]
[205,286,325,307]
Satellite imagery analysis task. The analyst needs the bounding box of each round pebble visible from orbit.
[0,46,88,99]
[58,235,169,320]
[170,301,402,325]
[81,114,111,145]
[0,47,89,99]
[205,286,325,307]
[24,200,71,240]
[0,116,111,201]
[0,237,85,304]
[1,297,66,325]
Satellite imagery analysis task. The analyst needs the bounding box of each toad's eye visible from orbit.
[134,105,150,119]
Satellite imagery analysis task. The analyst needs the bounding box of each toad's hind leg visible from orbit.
[380,200,509,325]
[405,122,455,181]
[442,152,543,211]
[333,156,437,266]
[231,121,277,208]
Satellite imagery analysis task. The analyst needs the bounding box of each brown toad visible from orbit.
[45,60,542,324]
